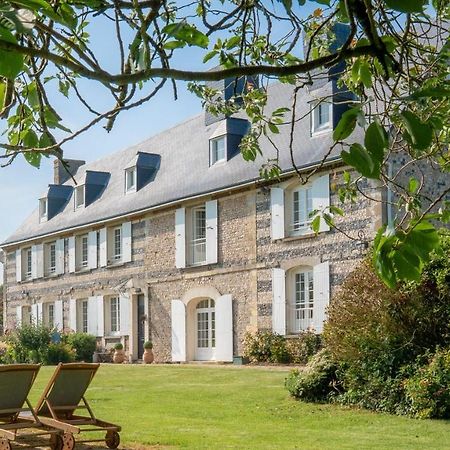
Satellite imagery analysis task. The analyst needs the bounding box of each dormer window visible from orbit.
[39,198,48,222]
[312,101,331,135]
[75,185,85,208]
[125,167,136,193]
[210,136,226,166]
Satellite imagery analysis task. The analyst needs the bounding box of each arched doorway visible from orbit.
[195,298,216,361]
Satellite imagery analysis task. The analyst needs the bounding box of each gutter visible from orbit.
[1,155,342,249]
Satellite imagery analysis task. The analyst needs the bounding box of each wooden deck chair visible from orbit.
[0,364,66,450]
[34,363,121,449]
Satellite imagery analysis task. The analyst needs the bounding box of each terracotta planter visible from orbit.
[143,349,154,364]
[113,349,125,364]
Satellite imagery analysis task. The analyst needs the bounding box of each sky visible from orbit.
[0,2,319,281]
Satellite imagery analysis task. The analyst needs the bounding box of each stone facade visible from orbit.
[1,166,382,362]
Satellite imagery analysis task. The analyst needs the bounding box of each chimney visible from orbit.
[204,66,258,126]
[54,159,85,185]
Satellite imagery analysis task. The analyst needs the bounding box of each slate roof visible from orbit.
[2,81,358,247]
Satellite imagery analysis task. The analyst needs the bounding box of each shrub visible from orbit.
[43,343,76,365]
[404,348,450,419]
[285,350,340,402]
[285,332,322,364]
[243,331,290,363]
[7,325,52,363]
[64,333,97,362]
[144,340,153,350]
[114,342,124,351]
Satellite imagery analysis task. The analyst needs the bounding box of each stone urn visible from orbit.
[143,341,154,364]
[113,343,125,364]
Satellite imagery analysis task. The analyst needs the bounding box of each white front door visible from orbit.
[195,299,216,361]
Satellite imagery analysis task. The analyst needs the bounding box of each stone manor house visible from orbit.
[0,76,383,363]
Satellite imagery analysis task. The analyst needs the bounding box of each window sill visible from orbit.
[281,232,318,242]
[311,127,331,138]
[107,260,125,268]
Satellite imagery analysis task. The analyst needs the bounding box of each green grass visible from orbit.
[29,365,449,450]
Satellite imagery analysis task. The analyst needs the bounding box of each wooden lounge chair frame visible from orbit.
[0,364,66,450]
[34,363,121,449]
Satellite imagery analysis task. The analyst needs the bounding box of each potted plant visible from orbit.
[113,342,125,364]
[143,341,154,364]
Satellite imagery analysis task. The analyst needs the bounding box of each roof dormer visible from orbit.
[39,184,73,223]
[209,118,249,166]
[74,170,110,209]
[124,152,160,194]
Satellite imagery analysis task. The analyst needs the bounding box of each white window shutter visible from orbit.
[55,239,65,275]
[175,208,186,269]
[31,304,38,325]
[69,299,77,332]
[270,187,285,240]
[16,306,22,326]
[312,174,330,232]
[31,245,38,279]
[206,200,218,264]
[313,261,330,333]
[99,228,107,267]
[171,299,186,362]
[54,300,64,330]
[88,231,97,269]
[87,296,98,336]
[97,296,104,337]
[34,244,44,278]
[119,295,130,335]
[272,268,286,335]
[37,303,43,324]
[68,237,76,273]
[215,294,234,362]
[16,249,22,282]
[122,222,132,263]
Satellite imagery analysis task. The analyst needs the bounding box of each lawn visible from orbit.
[29,365,449,450]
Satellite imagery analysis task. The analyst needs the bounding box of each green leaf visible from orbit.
[408,177,419,194]
[311,215,321,234]
[358,60,372,88]
[385,0,426,14]
[23,150,42,168]
[400,110,433,151]
[203,50,217,63]
[23,129,38,147]
[164,40,185,50]
[162,22,209,49]
[0,27,24,79]
[329,205,344,216]
[408,86,450,100]
[364,120,388,162]
[333,107,361,141]
[341,143,380,179]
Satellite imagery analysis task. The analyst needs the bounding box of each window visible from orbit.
[44,302,55,329]
[75,185,85,208]
[312,101,331,134]
[190,206,206,265]
[110,297,120,334]
[39,198,48,222]
[291,186,313,234]
[23,247,32,279]
[210,137,226,165]
[125,167,136,192]
[22,306,32,325]
[81,234,88,267]
[77,299,88,333]
[113,227,122,261]
[46,241,56,275]
[291,269,314,333]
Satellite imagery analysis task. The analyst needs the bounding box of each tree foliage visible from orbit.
[0,0,449,286]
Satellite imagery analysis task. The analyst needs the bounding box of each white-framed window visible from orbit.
[291,186,313,234]
[113,227,122,261]
[77,299,88,333]
[45,241,57,275]
[108,296,120,334]
[125,167,136,193]
[39,198,48,222]
[22,306,32,326]
[311,101,331,135]
[43,302,55,329]
[189,206,206,265]
[75,185,85,209]
[23,247,32,279]
[289,268,314,333]
[75,234,89,270]
[210,136,226,166]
